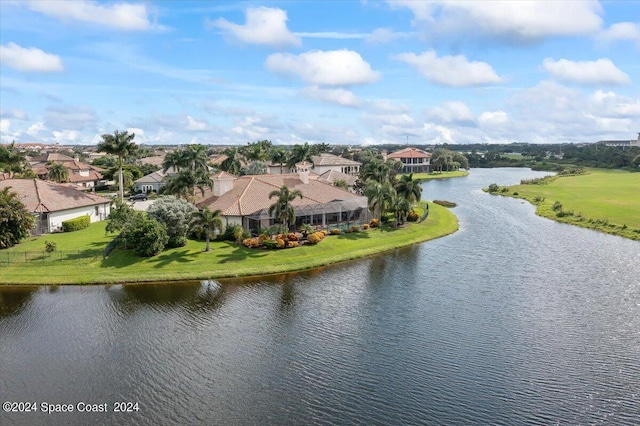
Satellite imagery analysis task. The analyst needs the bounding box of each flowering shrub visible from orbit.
[330,229,341,235]
[276,238,285,248]
[350,225,360,232]
[307,231,324,244]
[407,211,420,222]
[287,241,299,248]
[287,233,298,241]
[370,218,380,228]
[258,234,269,243]
[242,238,260,248]
[362,224,369,230]
[320,230,328,236]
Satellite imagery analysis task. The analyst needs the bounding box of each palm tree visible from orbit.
[164,169,212,201]
[270,146,289,174]
[362,159,390,184]
[47,162,69,183]
[163,145,211,196]
[221,147,243,175]
[97,130,138,202]
[390,193,411,227]
[288,143,314,169]
[365,180,394,220]
[0,141,28,178]
[190,207,223,252]
[268,186,303,230]
[395,173,423,204]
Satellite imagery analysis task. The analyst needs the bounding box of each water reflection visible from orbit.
[0,286,39,317]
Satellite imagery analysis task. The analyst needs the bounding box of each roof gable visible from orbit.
[0,179,111,213]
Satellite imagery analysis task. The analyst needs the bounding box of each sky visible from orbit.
[1,0,639,146]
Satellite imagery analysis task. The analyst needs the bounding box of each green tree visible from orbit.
[245,161,268,175]
[0,187,35,249]
[190,207,223,252]
[221,147,243,175]
[129,216,169,257]
[163,168,212,200]
[389,193,411,227]
[365,180,394,220]
[395,173,423,204]
[97,130,138,202]
[0,141,28,178]
[47,162,69,183]
[333,179,350,190]
[268,185,303,230]
[147,196,198,248]
[269,146,289,174]
[242,140,272,162]
[288,143,314,168]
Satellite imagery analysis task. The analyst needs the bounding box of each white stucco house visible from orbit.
[0,179,112,235]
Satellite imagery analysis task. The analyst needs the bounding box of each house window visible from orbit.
[95,206,100,216]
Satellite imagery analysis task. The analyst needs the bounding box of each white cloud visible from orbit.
[25,0,160,31]
[0,109,29,120]
[0,42,63,72]
[542,58,630,85]
[186,115,208,131]
[365,28,413,43]
[478,111,509,126]
[588,90,640,118]
[0,119,11,133]
[27,122,46,136]
[211,7,301,48]
[295,31,368,40]
[45,105,97,130]
[426,101,475,125]
[387,0,602,42]
[265,49,379,86]
[596,22,640,48]
[300,86,360,107]
[394,50,502,87]
[52,130,79,143]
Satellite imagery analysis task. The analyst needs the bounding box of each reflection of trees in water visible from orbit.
[0,286,39,318]
[105,281,226,317]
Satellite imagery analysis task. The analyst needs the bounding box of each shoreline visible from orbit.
[0,202,459,286]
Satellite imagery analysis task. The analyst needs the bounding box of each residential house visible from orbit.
[133,167,177,193]
[196,162,371,233]
[386,147,432,173]
[0,179,111,234]
[30,152,105,189]
[310,153,361,175]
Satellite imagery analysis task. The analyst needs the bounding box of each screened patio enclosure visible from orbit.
[244,198,372,233]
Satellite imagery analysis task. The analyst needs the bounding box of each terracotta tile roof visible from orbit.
[0,179,111,213]
[197,173,364,216]
[208,154,228,166]
[387,147,431,159]
[211,171,237,179]
[67,170,103,183]
[46,152,75,162]
[311,153,361,167]
[140,155,165,167]
[318,170,358,186]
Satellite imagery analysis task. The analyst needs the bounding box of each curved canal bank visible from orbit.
[0,202,458,285]
[2,168,638,426]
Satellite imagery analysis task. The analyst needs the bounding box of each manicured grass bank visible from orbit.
[410,170,469,181]
[0,203,458,285]
[497,169,640,240]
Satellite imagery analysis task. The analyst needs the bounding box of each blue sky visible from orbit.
[1,0,639,146]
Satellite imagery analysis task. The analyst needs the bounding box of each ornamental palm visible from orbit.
[270,146,289,174]
[0,141,28,178]
[163,145,211,196]
[164,169,212,201]
[365,180,394,220]
[47,161,69,183]
[268,186,303,230]
[97,130,138,202]
[395,173,422,204]
[287,143,314,169]
[190,207,223,252]
[221,147,243,175]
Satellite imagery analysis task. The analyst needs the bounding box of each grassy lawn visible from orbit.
[501,169,640,240]
[1,202,458,285]
[409,170,469,181]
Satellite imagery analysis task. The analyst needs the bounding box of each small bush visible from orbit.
[45,240,57,253]
[286,241,298,248]
[350,225,360,233]
[276,238,285,248]
[487,183,499,193]
[320,230,328,236]
[500,187,509,193]
[242,238,259,248]
[362,224,370,230]
[307,231,324,244]
[287,233,298,241]
[513,192,519,196]
[263,239,278,249]
[62,215,90,232]
[330,229,341,235]
[370,218,380,228]
[533,196,545,203]
[552,201,563,211]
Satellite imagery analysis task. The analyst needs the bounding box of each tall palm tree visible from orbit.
[390,193,411,227]
[164,168,212,201]
[190,207,223,252]
[270,146,289,174]
[221,147,243,175]
[268,185,303,230]
[97,130,138,202]
[47,162,69,183]
[0,141,27,178]
[395,173,423,204]
[365,180,394,220]
[288,143,314,169]
[163,145,211,196]
[362,159,390,184]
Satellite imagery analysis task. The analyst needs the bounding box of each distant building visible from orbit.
[598,133,640,147]
[0,179,111,234]
[30,153,105,189]
[385,147,432,173]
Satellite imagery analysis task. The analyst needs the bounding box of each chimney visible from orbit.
[296,161,310,184]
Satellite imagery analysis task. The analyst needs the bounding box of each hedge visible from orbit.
[62,215,91,232]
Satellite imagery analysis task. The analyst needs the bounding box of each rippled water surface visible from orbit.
[1,168,639,425]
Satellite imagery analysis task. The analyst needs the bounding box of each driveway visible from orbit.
[130,199,155,211]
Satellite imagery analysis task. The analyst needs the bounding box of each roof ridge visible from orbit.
[237,176,257,215]
[33,179,49,213]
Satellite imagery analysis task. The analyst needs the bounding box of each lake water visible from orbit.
[1,168,639,425]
